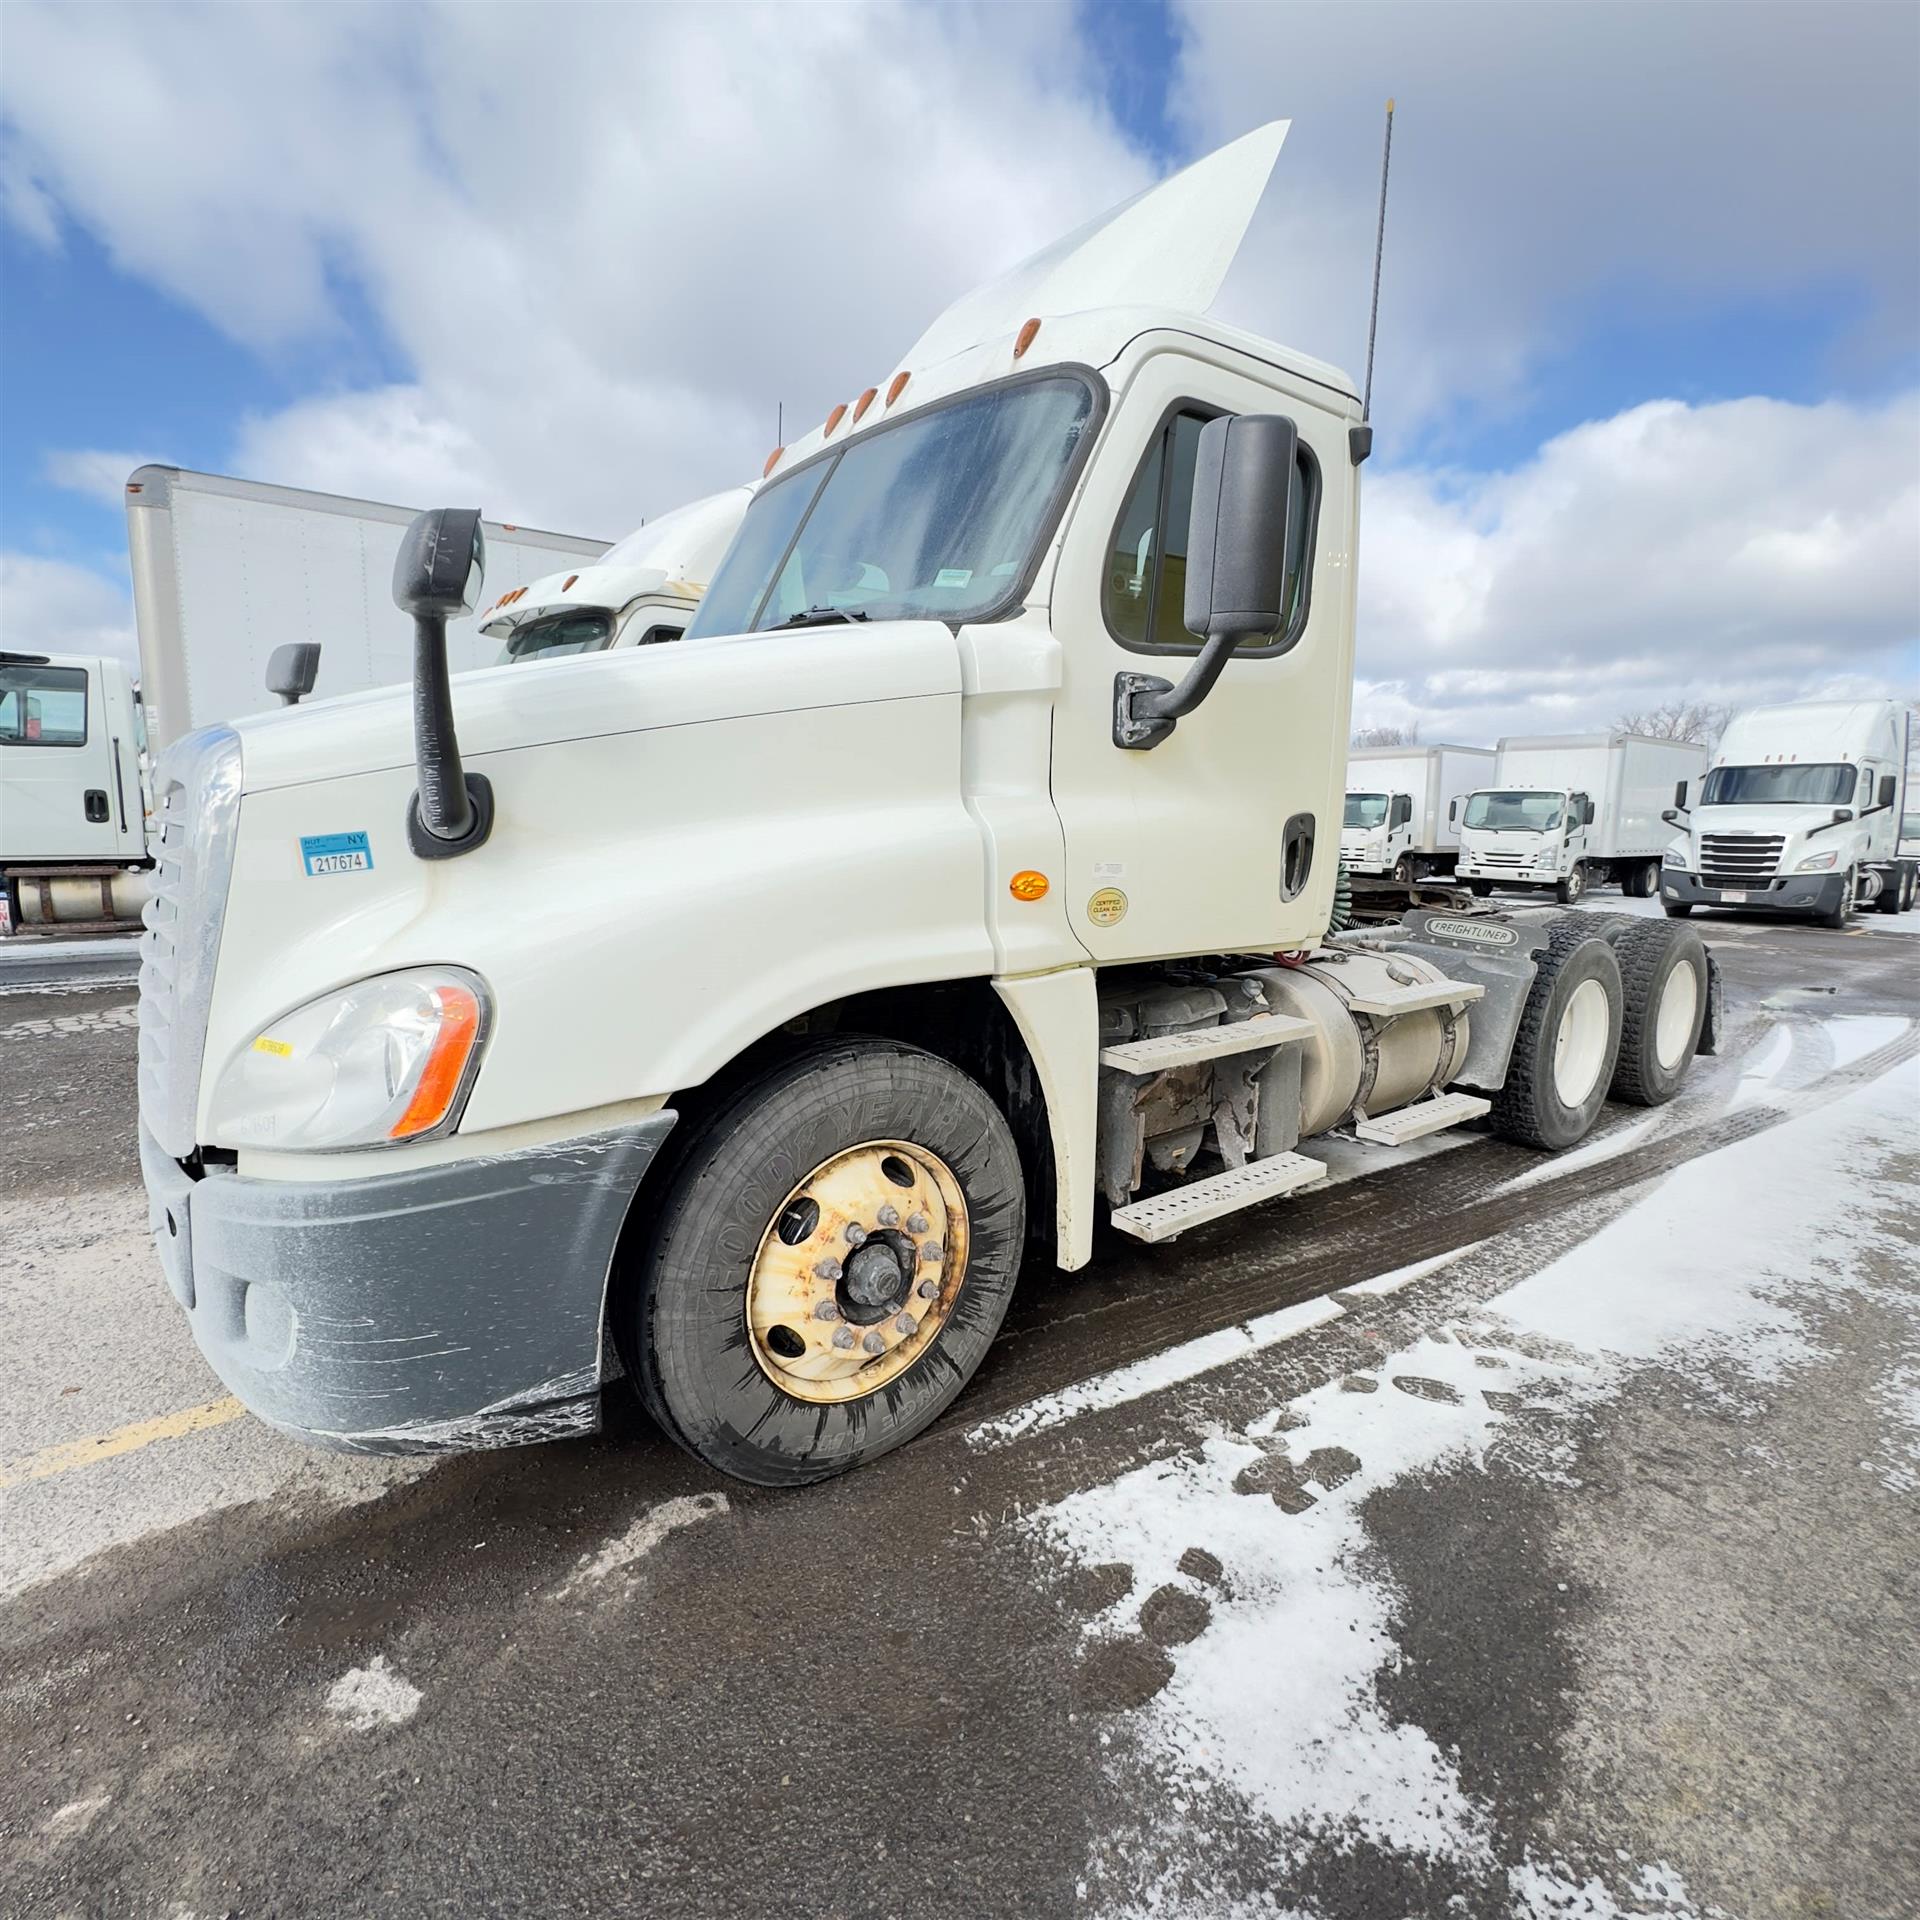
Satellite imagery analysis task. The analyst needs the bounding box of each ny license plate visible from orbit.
[1720,889,1750,902]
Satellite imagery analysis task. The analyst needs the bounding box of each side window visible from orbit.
[1391,794,1413,829]
[1859,767,1875,806]
[0,662,89,746]
[1103,405,1320,655]
[1569,792,1590,826]
[633,625,684,647]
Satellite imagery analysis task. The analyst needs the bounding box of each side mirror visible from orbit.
[1661,808,1679,825]
[1448,798,1459,825]
[266,642,320,707]
[396,507,494,859]
[1114,413,1299,750]
[1673,779,1690,809]
[1879,773,1898,810]
[1832,808,1854,825]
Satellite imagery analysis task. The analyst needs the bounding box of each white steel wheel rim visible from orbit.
[744,1139,968,1406]
[1552,976,1612,1107]
[1653,959,1701,1070]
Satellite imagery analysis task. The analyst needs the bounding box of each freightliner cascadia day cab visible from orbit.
[0,650,151,933]
[479,488,751,663]
[1341,744,1494,880]
[1455,733,1709,904]
[126,466,614,753]
[1660,699,1917,924]
[135,126,1723,1485]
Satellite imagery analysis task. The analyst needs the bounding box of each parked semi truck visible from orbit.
[1341,744,1494,880]
[1455,733,1709,903]
[127,466,615,752]
[0,650,151,933]
[1660,699,1916,924]
[135,124,1722,1486]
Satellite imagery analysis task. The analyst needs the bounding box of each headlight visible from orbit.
[1663,846,1687,867]
[1795,850,1839,872]
[209,968,490,1151]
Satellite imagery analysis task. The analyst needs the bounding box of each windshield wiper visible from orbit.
[776,606,870,630]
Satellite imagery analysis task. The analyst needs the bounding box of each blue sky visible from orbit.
[2,0,1914,738]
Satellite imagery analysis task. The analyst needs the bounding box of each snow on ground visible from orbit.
[1026,1054,1918,1918]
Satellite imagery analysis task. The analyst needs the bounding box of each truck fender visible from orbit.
[992,966,1098,1270]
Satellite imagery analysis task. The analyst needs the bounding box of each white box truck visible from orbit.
[1456,733,1709,903]
[0,650,151,933]
[1341,744,1494,880]
[126,467,616,752]
[1660,699,1916,925]
[133,124,1721,1487]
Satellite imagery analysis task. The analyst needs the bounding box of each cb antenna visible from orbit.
[1353,97,1394,464]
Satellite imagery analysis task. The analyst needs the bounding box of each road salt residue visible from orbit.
[555,1490,729,1597]
[324,1654,422,1731]
[1030,1059,1915,1916]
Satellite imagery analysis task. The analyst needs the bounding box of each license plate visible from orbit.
[1721,889,1749,903]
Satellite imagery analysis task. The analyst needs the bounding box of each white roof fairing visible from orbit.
[901,121,1291,374]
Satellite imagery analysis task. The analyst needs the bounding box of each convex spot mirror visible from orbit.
[394,507,486,619]
[1879,774,1898,810]
[266,641,320,706]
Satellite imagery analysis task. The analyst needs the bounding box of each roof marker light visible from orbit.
[852,386,878,425]
[561,574,577,592]
[1014,317,1041,359]
[763,446,785,477]
[887,371,910,407]
[824,402,848,437]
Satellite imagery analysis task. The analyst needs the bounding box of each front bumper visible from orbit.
[1456,863,1556,888]
[139,1114,677,1454]
[1660,871,1846,915]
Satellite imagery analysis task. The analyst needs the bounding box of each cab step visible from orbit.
[1344,978,1486,1017]
[1099,1010,1314,1074]
[1352,1091,1492,1146]
[1109,1151,1328,1243]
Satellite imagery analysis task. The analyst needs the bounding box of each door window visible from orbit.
[0,661,88,745]
[1102,405,1319,656]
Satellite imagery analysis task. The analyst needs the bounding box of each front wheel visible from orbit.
[1556,863,1588,905]
[619,1038,1025,1486]
[1817,869,1855,931]
[1468,880,1495,898]
[1661,897,1694,918]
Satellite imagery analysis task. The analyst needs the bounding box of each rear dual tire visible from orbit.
[1609,923,1709,1106]
[1488,923,1623,1150]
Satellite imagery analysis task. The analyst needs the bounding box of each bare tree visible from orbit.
[1614,699,1731,746]
[1351,721,1421,748]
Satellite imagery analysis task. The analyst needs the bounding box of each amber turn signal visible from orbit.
[1009,870,1050,902]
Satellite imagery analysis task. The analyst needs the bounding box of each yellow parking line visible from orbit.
[0,1396,246,1489]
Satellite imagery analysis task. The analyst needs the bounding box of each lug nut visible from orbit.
[845,1223,868,1247]
[907,1213,929,1234]
[861,1330,886,1355]
[814,1258,843,1282]
[920,1242,943,1263]
[917,1278,939,1299]
[813,1298,840,1321]
[832,1327,855,1350]
[877,1204,899,1228]
[894,1313,918,1336]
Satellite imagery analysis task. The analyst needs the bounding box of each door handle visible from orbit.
[84,789,110,823]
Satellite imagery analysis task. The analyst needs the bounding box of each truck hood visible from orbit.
[232,620,963,794]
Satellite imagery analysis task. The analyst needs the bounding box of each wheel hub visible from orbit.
[745,1140,967,1404]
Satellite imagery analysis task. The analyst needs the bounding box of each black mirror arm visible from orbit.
[405,611,494,859]
[1112,629,1245,751]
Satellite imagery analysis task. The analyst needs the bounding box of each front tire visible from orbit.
[619,1038,1025,1487]
[1817,869,1855,931]
[1556,863,1588,906]
[1468,879,1494,898]
[1488,924,1624,1150]
[1662,897,1694,918]
[1610,923,1709,1106]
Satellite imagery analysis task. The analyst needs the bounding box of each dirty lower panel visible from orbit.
[141,1115,677,1453]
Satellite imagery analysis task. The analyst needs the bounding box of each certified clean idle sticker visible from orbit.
[300,831,374,876]
[1087,886,1129,927]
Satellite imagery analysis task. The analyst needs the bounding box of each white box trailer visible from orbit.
[1456,732,1709,903]
[126,467,612,751]
[1341,744,1494,878]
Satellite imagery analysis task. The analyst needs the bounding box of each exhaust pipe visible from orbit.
[394,507,494,860]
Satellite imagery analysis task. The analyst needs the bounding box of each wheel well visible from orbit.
[603,981,1056,1358]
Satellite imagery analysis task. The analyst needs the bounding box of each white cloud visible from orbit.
[0,554,137,669]
[1353,391,1920,740]
[42,449,162,510]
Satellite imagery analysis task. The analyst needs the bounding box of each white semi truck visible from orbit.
[0,650,151,933]
[127,466,616,752]
[1341,744,1494,880]
[134,124,1722,1486]
[1455,733,1709,904]
[1659,699,1916,925]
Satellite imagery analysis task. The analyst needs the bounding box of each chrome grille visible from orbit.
[1475,850,1531,867]
[1700,833,1784,887]
[138,727,242,1159]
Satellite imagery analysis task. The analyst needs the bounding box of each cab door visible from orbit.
[1046,339,1356,962]
[0,659,121,863]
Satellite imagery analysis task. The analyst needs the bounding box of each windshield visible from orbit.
[1701,763,1855,807]
[1344,793,1388,829]
[496,610,614,664]
[1463,790,1564,833]
[685,373,1098,638]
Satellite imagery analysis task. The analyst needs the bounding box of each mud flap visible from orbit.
[1697,949,1725,1056]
